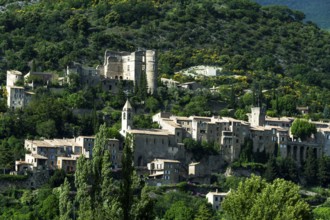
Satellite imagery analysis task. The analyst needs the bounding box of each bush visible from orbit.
[0,174,28,181]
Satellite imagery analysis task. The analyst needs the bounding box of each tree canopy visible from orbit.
[222,175,311,220]
[290,119,317,141]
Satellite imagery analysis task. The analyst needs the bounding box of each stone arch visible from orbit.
[299,147,304,162]
[293,145,297,161]
[313,148,317,158]
[287,145,291,158]
[137,156,143,167]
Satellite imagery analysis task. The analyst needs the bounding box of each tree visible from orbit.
[101,150,122,219]
[164,201,194,220]
[36,119,58,139]
[132,186,155,220]
[75,156,93,220]
[304,148,318,186]
[318,156,330,187]
[323,105,330,119]
[49,169,66,187]
[0,140,14,173]
[194,203,214,220]
[290,118,316,141]
[264,156,278,182]
[120,134,134,220]
[222,175,310,220]
[59,178,72,220]
[145,96,160,113]
[277,157,299,183]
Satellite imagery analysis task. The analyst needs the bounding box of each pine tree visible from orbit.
[59,178,72,220]
[120,134,134,220]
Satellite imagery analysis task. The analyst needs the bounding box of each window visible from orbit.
[215,197,218,201]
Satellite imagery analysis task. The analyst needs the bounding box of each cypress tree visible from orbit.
[59,178,72,220]
[120,134,134,220]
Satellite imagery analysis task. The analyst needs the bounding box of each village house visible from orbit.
[6,70,35,109]
[206,189,229,210]
[122,102,323,169]
[147,158,181,185]
[15,136,121,173]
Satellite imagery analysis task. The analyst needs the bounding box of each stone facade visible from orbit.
[123,104,330,166]
[6,70,35,109]
[147,159,181,185]
[206,190,229,210]
[99,49,157,94]
[17,136,121,173]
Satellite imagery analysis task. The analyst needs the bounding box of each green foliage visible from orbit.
[49,169,66,188]
[291,118,317,140]
[304,148,318,186]
[0,174,28,181]
[164,201,194,220]
[133,114,159,129]
[313,207,330,220]
[120,133,134,220]
[59,178,72,220]
[222,175,311,220]
[183,138,218,161]
[318,156,330,187]
[263,156,278,182]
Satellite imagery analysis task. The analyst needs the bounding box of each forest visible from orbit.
[1,0,330,219]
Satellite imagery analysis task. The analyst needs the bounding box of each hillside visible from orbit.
[254,0,330,30]
[0,0,329,93]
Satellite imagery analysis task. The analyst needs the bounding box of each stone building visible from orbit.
[206,190,229,210]
[121,100,185,166]
[66,62,100,86]
[147,159,181,184]
[16,136,121,173]
[121,101,330,170]
[6,70,34,109]
[99,49,157,94]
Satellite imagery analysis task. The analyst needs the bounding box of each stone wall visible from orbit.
[0,171,49,192]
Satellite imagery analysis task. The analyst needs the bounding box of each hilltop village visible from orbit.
[2,48,330,214]
[5,49,330,187]
[2,0,330,218]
